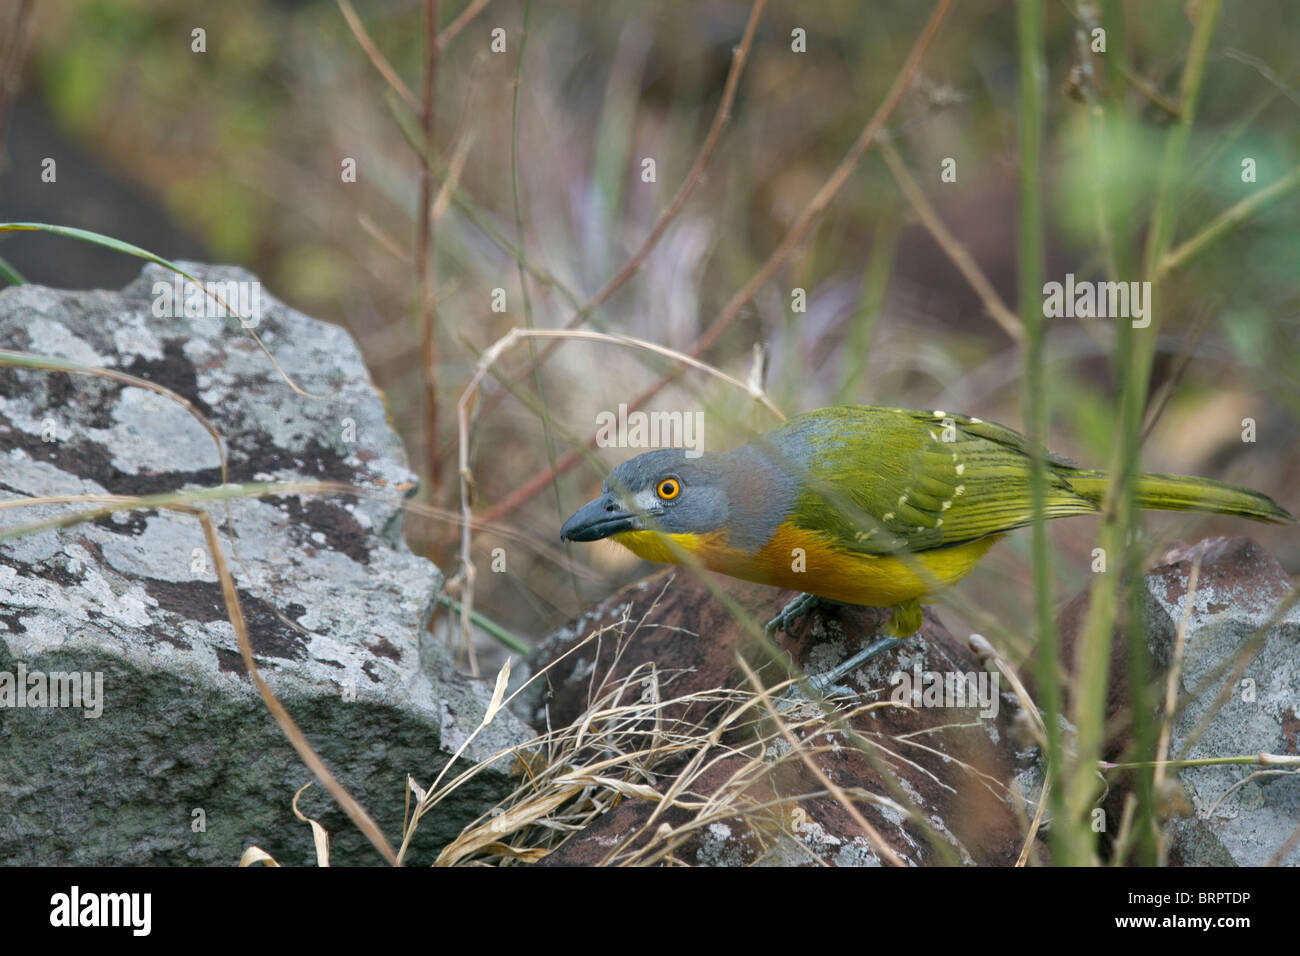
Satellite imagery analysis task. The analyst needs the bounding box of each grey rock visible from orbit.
[1143,537,1300,866]
[0,263,531,866]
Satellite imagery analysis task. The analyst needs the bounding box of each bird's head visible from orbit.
[559,448,730,545]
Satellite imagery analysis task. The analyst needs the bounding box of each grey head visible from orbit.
[560,444,799,551]
[559,448,731,542]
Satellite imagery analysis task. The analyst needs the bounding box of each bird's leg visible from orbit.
[787,598,923,698]
[763,592,844,637]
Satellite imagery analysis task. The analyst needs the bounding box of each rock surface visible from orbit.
[1051,536,1298,865]
[0,263,531,866]
[529,571,1042,866]
[1140,538,1296,866]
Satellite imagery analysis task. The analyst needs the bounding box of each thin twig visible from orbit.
[1115,61,1181,118]
[1101,754,1300,771]
[417,0,442,492]
[1152,559,1199,863]
[1221,48,1300,110]
[878,135,1024,341]
[197,510,398,864]
[1157,163,1300,279]
[336,0,418,109]
[1017,0,1066,864]
[357,212,413,264]
[438,0,493,51]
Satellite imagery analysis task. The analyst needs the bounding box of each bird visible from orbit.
[560,405,1293,688]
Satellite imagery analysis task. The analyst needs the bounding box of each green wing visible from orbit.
[780,406,1097,555]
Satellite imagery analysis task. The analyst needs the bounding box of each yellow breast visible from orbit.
[612,523,1001,608]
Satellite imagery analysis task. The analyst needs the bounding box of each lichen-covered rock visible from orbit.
[1144,538,1299,867]
[1054,535,1299,866]
[0,263,531,865]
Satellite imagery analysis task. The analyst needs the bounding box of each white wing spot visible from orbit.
[955,463,965,475]
[897,494,908,507]
[936,518,943,527]
[882,512,894,522]
[941,500,952,511]
[955,484,966,496]
[970,417,983,423]
[933,410,946,418]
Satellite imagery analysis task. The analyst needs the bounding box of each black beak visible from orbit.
[561,493,640,542]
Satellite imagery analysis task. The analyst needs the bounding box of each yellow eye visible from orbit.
[656,477,680,500]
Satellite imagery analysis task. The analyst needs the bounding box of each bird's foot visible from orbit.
[763,592,843,637]
[809,635,908,694]
[776,598,922,703]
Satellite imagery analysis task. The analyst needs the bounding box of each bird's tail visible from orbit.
[1063,469,1294,525]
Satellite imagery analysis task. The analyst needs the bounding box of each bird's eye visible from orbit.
[656,477,680,500]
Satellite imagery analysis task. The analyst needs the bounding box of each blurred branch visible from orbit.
[468,329,783,422]
[432,130,476,224]
[337,0,418,109]
[1222,47,1300,110]
[417,0,442,492]
[1102,0,1222,866]
[1183,55,1299,190]
[1141,1,1221,286]
[481,0,955,525]
[1115,62,1181,118]
[834,210,899,404]
[0,254,24,285]
[436,594,529,653]
[1016,0,1069,865]
[1157,162,1300,279]
[438,0,493,51]
[878,135,1024,341]
[1139,306,1213,443]
[357,213,413,265]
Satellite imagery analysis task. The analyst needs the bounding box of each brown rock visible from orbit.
[531,570,1042,866]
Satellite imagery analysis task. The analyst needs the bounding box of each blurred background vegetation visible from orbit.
[1,0,1296,674]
